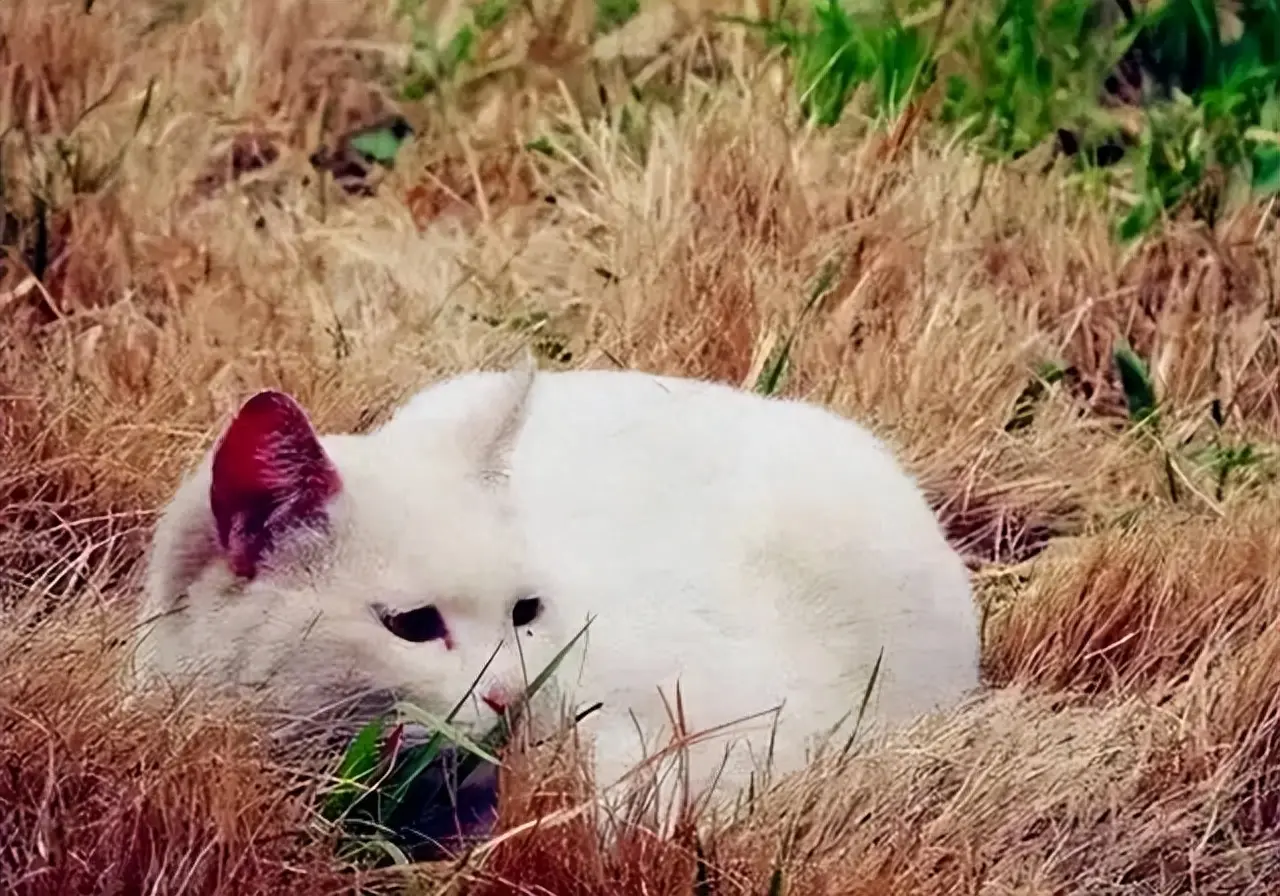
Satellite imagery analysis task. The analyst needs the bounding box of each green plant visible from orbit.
[1113,340,1158,429]
[730,0,1280,244]
[939,0,1126,158]
[398,0,510,101]
[0,77,155,283]
[1113,0,1280,239]
[596,0,639,34]
[318,656,503,865]
[1173,398,1274,502]
[755,258,841,396]
[1004,360,1069,433]
[346,125,412,167]
[734,0,936,127]
[318,618,595,865]
[1199,441,1265,501]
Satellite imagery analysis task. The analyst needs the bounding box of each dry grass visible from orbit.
[0,604,362,895]
[4,0,1280,892]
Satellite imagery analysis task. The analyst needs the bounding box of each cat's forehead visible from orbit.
[332,454,496,540]
[325,434,469,516]
[320,436,525,598]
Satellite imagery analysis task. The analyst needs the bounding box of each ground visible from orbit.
[3,0,1280,893]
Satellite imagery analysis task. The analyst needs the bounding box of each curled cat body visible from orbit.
[132,360,981,836]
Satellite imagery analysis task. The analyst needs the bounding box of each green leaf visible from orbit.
[1117,196,1160,243]
[385,642,509,804]
[349,128,409,165]
[476,616,596,754]
[321,717,385,819]
[525,136,556,156]
[474,0,508,30]
[1036,360,1068,384]
[1114,340,1159,427]
[518,617,593,706]
[1005,359,1069,432]
[384,735,452,805]
[443,24,476,72]
[401,74,433,101]
[392,703,502,766]
[755,259,840,396]
[1251,143,1280,195]
[596,0,639,33]
[339,718,385,777]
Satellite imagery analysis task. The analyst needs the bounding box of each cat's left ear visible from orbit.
[464,351,537,482]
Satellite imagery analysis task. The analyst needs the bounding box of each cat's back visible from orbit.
[391,367,978,723]
[511,369,978,723]
[395,368,955,581]
[518,368,939,528]
[393,367,940,537]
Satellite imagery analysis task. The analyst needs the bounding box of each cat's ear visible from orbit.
[461,352,537,482]
[209,390,342,579]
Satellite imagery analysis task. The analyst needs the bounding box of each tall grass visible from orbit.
[5,0,1280,892]
[748,0,1280,239]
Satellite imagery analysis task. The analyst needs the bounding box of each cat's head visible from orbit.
[131,363,572,747]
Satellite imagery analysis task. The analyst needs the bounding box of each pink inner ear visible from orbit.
[210,390,342,579]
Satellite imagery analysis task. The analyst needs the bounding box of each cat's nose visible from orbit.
[480,688,508,715]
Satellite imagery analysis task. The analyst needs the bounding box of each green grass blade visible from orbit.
[391,702,502,766]
[1114,340,1159,426]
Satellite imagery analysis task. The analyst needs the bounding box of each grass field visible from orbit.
[5,0,1280,892]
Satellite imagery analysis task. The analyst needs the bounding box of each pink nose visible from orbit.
[481,690,508,714]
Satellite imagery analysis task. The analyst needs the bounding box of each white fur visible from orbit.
[132,365,981,831]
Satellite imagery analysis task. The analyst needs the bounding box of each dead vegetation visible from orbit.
[3,0,1280,892]
[0,604,360,896]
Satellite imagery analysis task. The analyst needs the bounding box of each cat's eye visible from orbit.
[511,596,543,628]
[379,604,448,643]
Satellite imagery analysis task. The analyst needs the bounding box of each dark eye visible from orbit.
[511,596,543,628]
[379,604,449,643]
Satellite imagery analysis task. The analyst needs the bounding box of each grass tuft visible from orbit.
[6,0,1280,892]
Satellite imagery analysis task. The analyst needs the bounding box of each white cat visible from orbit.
[132,361,981,836]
